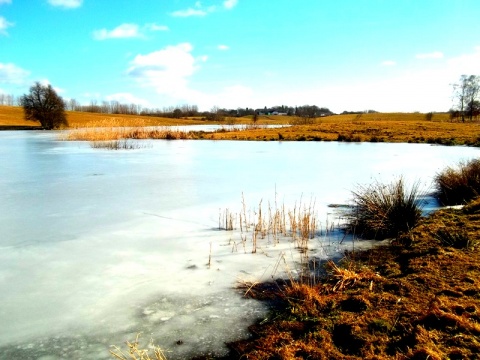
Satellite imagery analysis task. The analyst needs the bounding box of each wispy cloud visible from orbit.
[381,60,396,66]
[416,51,444,59]
[170,8,209,17]
[218,44,229,50]
[147,23,169,32]
[93,23,142,40]
[171,0,236,17]
[0,16,13,35]
[0,0,12,5]
[47,0,83,9]
[93,23,168,41]
[0,62,30,84]
[223,0,238,9]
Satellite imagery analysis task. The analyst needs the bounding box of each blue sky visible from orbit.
[1,0,480,113]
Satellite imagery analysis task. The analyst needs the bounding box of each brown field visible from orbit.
[2,106,479,146]
[0,106,207,129]
[208,113,480,146]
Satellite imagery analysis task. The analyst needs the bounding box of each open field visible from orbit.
[2,106,479,145]
[208,113,480,146]
[0,106,208,129]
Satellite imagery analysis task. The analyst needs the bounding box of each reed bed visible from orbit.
[90,139,149,150]
[216,193,343,283]
[219,195,322,253]
[62,126,194,142]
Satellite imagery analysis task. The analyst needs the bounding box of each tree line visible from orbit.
[14,74,480,129]
[0,93,17,106]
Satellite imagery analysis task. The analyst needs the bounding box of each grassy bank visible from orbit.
[224,199,480,359]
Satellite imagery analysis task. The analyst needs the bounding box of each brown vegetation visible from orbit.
[207,113,480,145]
[435,159,480,205]
[2,106,480,146]
[224,199,480,359]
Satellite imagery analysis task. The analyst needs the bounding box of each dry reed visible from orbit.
[110,334,168,360]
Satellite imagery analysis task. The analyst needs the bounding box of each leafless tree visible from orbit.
[453,75,480,122]
[20,82,67,129]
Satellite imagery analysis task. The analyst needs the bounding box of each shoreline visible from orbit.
[211,199,480,359]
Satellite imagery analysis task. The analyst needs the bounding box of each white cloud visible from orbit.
[127,43,199,96]
[47,0,82,9]
[170,8,208,17]
[105,92,150,107]
[93,23,169,40]
[93,23,142,40]
[381,60,396,66]
[0,16,13,35]
[0,63,30,84]
[416,51,444,59]
[171,1,218,17]
[147,23,169,32]
[0,0,12,5]
[218,44,229,50]
[305,47,480,113]
[223,0,238,9]
[446,46,480,78]
[53,85,66,94]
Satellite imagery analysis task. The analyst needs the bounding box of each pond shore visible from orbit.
[197,199,480,359]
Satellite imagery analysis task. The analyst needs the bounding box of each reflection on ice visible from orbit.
[0,130,478,359]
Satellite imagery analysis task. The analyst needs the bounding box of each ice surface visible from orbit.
[0,131,478,359]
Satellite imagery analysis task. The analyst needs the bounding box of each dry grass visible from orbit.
[435,159,480,205]
[347,177,425,240]
[220,194,320,260]
[90,139,149,150]
[207,113,480,145]
[111,334,168,360]
[3,106,480,146]
[0,105,41,128]
[227,199,480,359]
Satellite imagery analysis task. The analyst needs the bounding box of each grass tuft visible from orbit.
[347,177,424,240]
[434,158,480,205]
[434,228,476,249]
[90,139,148,150]
[110,334,167,360]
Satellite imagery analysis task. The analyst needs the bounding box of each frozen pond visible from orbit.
[0,131,478,359]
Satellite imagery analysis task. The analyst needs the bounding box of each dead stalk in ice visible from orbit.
[110,333,168,360]
[208,242,212,269]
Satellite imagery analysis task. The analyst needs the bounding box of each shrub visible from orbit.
[434,159,480,205]
[347,177,424,240]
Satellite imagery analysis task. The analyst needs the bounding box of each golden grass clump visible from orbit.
[347,177,424,240]
[434,158,480,205]
[110,334,167,360]
[325,259,381,292]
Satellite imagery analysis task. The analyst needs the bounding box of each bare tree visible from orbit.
[453,75,480,122]
[466,75,480,121]
[20,82,67,129]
